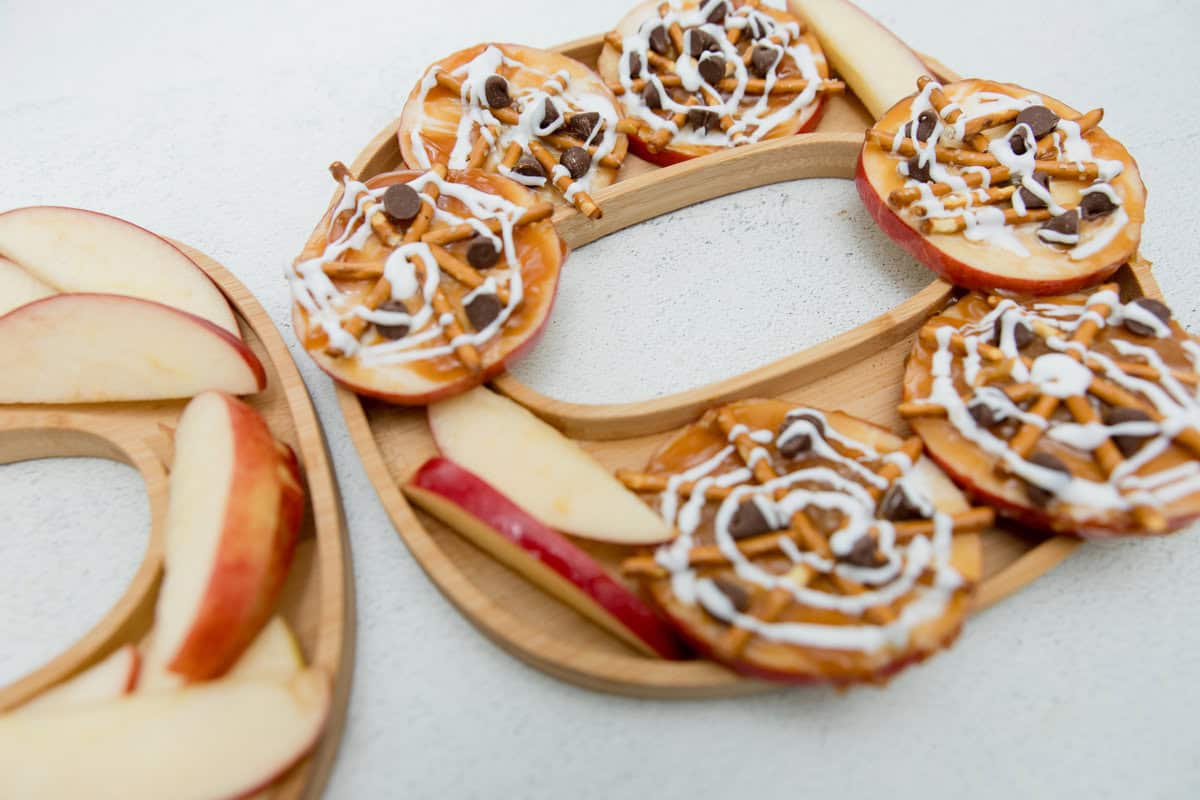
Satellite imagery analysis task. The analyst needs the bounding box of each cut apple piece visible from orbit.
[857,79,1145,294]
[140,615,304,693]
[428,387,673,545]
[0,255,55,317]
[146,392,304,682]
[291,168,563,404]
[0,206,238,335]
[0,669,330,800]
[597,0,831,166]
[787,0,931,120]
[13,645,139,716]
[405,457,684,659]
[0,294,265,403]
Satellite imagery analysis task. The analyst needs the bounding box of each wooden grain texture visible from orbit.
[332,39,1147,696]
[0,245,354,799]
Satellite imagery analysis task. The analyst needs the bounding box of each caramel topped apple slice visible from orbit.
[618,399,988,685]
[901,283,1200,536]
[289,163,563,404]
[597,0,842,166]
[858,78,1145,294]
[399,43,631,219]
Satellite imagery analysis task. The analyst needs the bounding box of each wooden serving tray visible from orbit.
[334,37,1160,696]
[0,246,354,798]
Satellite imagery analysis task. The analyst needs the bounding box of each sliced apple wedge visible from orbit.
[146,392,304,682]
[0,294,265,403]
[428,387,673,545]
[140,615,304,693]
[0,206,239,335]
[787,0,931,120]
[0,669,330,800]
[0,255,55,317]
[14,645,139,716]
[406,457,684,659]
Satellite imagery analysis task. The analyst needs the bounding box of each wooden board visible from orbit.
[331,37,1157,696]
[0,245,354,798]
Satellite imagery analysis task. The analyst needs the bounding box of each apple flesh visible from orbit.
[428,386,674,545]
[787,0,931,120]
[405,457,685,660]
[140,615,304,693]
[0,293,265,403]
[0,255,55,317]
[146,392,304,682]
[0,669,330,800]
[596,0,829,166]
[857,79,1146,294]
[0,206,239,335]
[293,169,563,404]
[12,645,139,716]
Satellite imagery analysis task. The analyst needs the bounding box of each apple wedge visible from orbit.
[0,294,265,403]
[13,645,139,716]
[140,615,304,693]
[0,255,55,317]
[146,391,304,682]
[0,206,239,335]
[787,0,932,120]
[0,669,330,800]
[428,386,673,545]
[405,457,684,659]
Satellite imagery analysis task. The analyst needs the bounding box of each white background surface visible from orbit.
[3,1,1199,797]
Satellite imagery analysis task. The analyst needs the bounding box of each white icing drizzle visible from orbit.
[287,169,531,366]
[616,0,823,149]
[652,406,965,653]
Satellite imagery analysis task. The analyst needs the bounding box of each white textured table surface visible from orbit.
[3,1,1199,797]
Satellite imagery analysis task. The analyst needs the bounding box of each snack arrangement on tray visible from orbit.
[279,0,1197,690]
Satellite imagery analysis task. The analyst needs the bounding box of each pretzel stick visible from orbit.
[718,586,792,660]
[434,71,520,126]
[889,166,1011,207]
[429,245,511,304]
[616,118,644,135]
[617,469,736,501]
[649,95,698,153]
[917,75,959,123]
[1036,108,1103,159]
[911,185,1016,216]
[527,139,602,219]
[500,141,522,169]
[960,108,1020,139]
[966,132,991,152]
[726,0,759,45]
[716,77,845,95]
[541,133,625,169]
[922,207,1056,235]
[1089,378,1200,458]
[329,162,402,247]
[420,201,554,246]
[668,21,685,56]
[466,126,493,169]
[429,276,482,373]
[867,130,998,168]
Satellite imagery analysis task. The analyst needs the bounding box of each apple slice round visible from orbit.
[622,399,984,685]
[597,0,831,166]
[398,43,624,211]
[291,168,564,404]
[901,287,1200,537]
[857,79,1145,294]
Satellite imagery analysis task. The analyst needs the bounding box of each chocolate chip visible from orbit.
[878,483,928,522]
[1104,407,1155,457]
[749,44,776,77]
[687,29,718,57]
[1123,297,1172,337]
[698,53,726,85]
[905,156,931,183]
[1016,105,1060,140]
[993,315,1034,350]
[843,535,879,567]
[484,75,511,109]
[777,412,825,459]
[968,400,1000,428]
[381,184,422,223]
[464,292,503,330]
[628,52,643,78]
[687,108,720,132]
[1017,171,1052,210]
[559,146,591,180]
[374,300,410,341]
[540,98,560,129]
[712,576,750,613]
[564,111,601,141]
[706,0,729,24]
[1080,189,1119,220]
[512,154,546,179]
[642,82,663,110]
[1008,128,1030,155]
[466,238,500,269]
[903,110,938,143]
[729,499,773,539]
[1038,209,1080,243]
[1023,452,1070,507]
[648,25,670,55]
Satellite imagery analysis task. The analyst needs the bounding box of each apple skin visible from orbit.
[164,394,305,681]
[406,457,686,660]
[627,102,828,168]
[855,155,1123,295]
